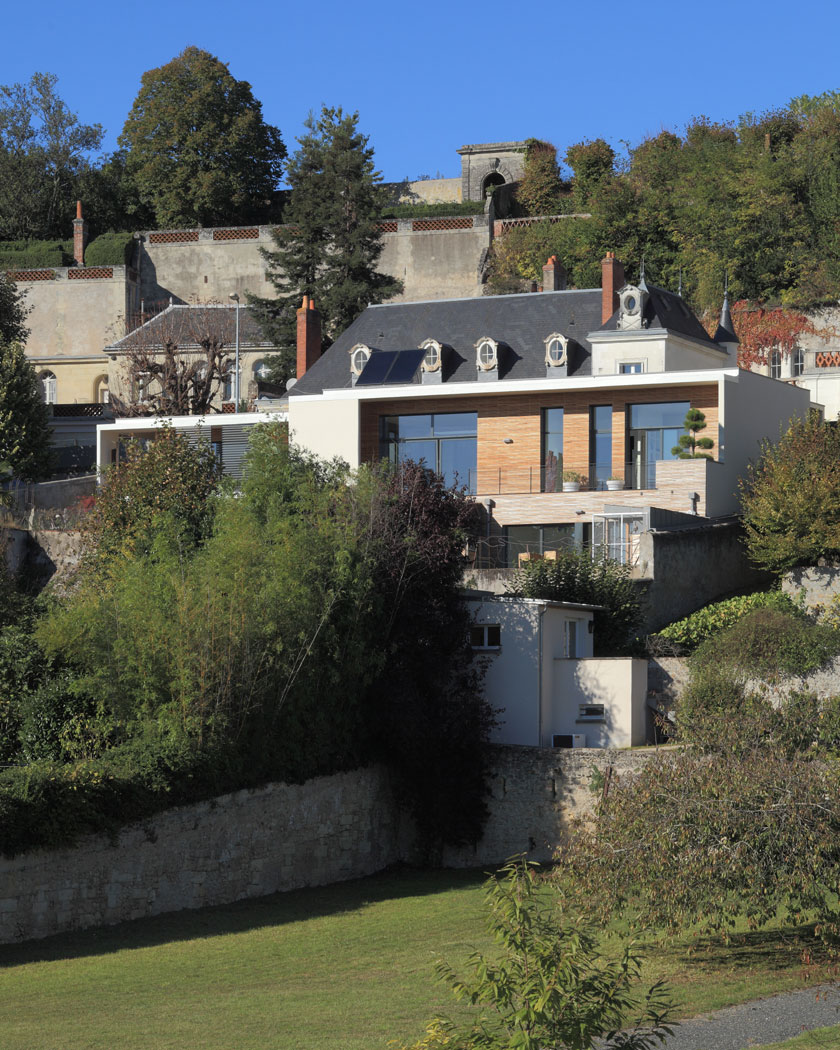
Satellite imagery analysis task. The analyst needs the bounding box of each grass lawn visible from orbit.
[0,866,833,1050]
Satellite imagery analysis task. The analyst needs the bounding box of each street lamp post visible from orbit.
[229,293,240,412]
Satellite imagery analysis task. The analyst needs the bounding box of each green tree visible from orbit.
[0,340,52,482]
[561,624,840,949]
[515,139,567,216]
[250,106,401,385]
[0,272,29,345]
[741,414,840,573]
[84,425,222,566]
[513,548,643,655]
[119,47,286,228]
[0,72,103,241]
[394,857,674,1050]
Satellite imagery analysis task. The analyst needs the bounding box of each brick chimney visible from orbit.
[542,255,567,291]
[601,251,625,324]
[73,200,87,267]
[296,296,322,378]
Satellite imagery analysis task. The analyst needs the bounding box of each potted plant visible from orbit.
[562,470,584,493]
[606,475,625,491]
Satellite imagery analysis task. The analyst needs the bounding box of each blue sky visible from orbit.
[5,0,840,183]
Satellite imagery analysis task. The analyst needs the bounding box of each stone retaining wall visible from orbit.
[0,745,656,944]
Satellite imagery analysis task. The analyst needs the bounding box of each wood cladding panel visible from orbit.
[359,383,719,486]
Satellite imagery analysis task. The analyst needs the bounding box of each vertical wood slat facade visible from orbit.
[360,382,719,494]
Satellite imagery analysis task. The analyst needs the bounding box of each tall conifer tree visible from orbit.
[250,107,401,385]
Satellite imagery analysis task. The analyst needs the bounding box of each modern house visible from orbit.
[287,255,811,568]
[96,409,287,480]
[467,595,649,749]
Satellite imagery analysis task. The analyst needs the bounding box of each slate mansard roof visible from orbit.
[290,283,725,396]
[600,282,722,350]
[107,304,275,353]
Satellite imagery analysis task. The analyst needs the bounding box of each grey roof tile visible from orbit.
[290,289,604,395]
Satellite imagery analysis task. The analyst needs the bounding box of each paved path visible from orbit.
[663,984,840,1049]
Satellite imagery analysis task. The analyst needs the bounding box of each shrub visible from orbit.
[741,415,840,573]
[379,201,485,219]
[513,549,643,655]
[0,239,72,270]
[655,589,803,651]
[394,857,674,1050]
[84,231,135,267]
[691,607,840,680]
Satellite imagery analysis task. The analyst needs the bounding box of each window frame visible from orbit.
[470,623,501,651]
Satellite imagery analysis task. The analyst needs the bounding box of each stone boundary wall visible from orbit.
[0,746,657,944]
[0,765,408,945]
[783,566,840,609]
[442,746,654,867]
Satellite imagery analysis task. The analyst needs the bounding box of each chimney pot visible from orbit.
[297,297,322,379]
[542,255,567,291]
[601,252,625,324]
[72,200,88,266]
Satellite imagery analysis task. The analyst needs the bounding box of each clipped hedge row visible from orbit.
[0,239,73,270]
[379,201,485,219]
[655,590,803,652]
[85,231,135,267]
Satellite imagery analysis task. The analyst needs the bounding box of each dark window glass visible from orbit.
[590,405,612,490]
[542,408,563,492]
[380,412,477,492]
[628,401,689,489]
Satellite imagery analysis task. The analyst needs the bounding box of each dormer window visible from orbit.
[476,337,498,372]
[420,338,442,373]
[618,284,646,330]
[350,344,371,376]
[545,333,568,368]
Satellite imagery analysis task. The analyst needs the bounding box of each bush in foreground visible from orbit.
[392,857,674,1050]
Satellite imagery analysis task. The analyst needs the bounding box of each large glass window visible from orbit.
[769,350,782,380]
[628,401,689,489]
[503,523,588,568]
[380,412,477,491]
[792,347,805,377]
[589,405,613,491]
[541,408,563,492]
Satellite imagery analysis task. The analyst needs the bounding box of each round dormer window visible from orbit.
[476,337,498,371]
[620,286,642,315]
[421,339,442,372]
[544,333,568,368]
[350,344,371,376]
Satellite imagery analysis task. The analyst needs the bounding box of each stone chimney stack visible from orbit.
[601,251,625,324]
[296,296,322,378]
[73,200,87,267]
[542,255,567,291]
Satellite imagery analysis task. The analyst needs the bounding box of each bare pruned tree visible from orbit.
[109,299,237,416]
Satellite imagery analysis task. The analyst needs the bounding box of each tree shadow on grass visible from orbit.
[0,864,489,969]
[663,924,838,981]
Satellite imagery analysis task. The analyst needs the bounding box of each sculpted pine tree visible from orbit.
[250,107,402,385]
[119,47,285,227]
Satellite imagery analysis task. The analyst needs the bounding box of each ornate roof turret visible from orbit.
[713,278,739,345]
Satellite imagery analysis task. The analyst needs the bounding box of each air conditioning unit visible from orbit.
[572,734,587,748]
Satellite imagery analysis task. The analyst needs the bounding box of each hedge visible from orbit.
[0,240,73,270]
[379,201,485,219]
[85,231,135,267]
